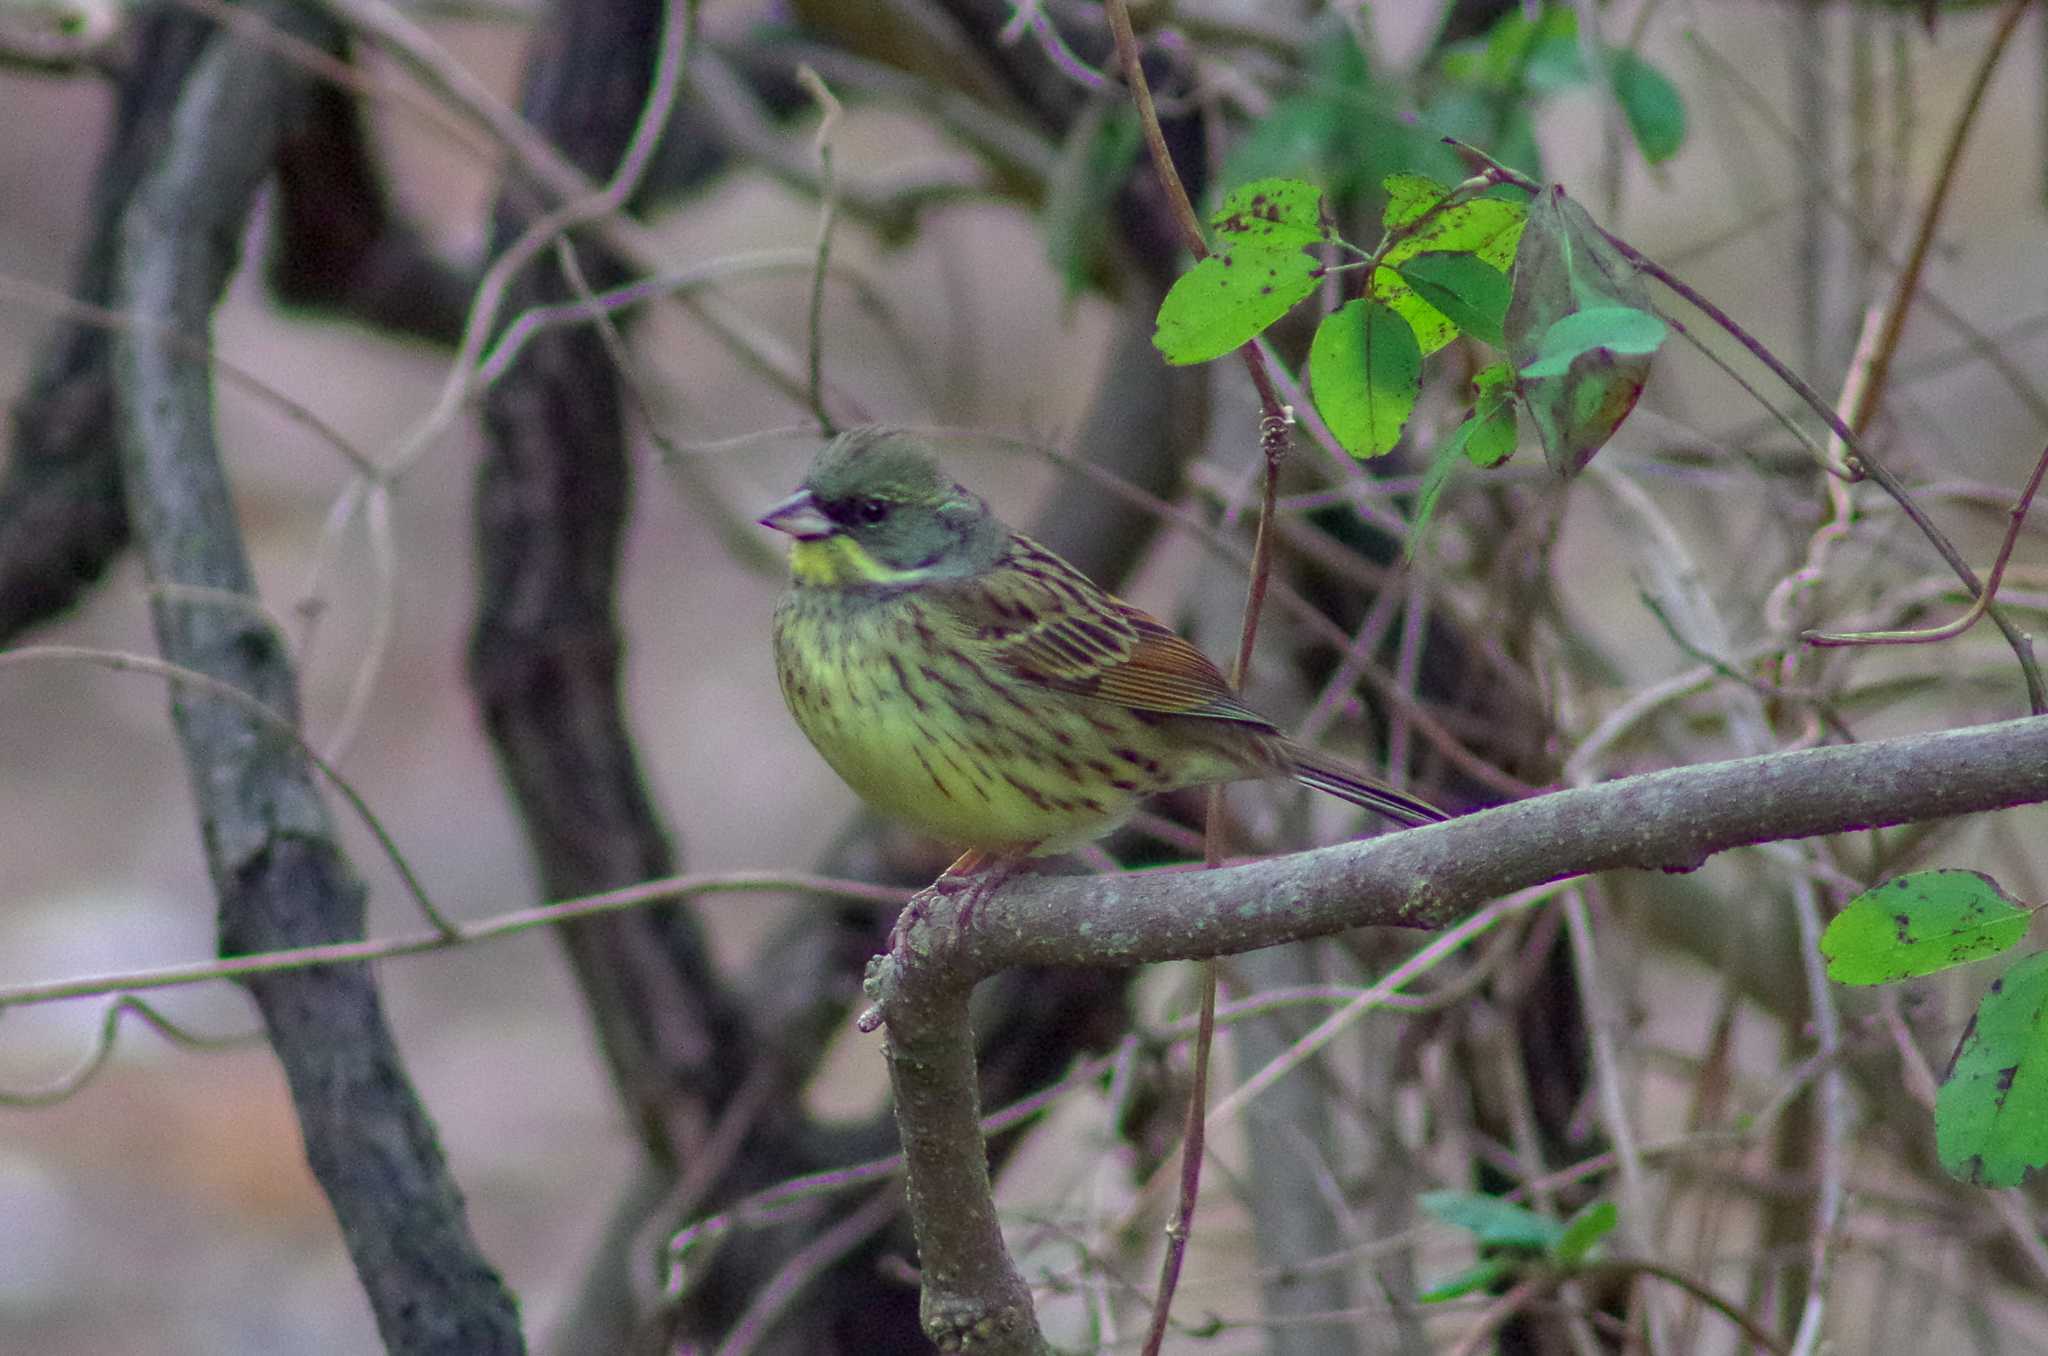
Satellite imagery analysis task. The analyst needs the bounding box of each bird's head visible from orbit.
[759,429,1007,587]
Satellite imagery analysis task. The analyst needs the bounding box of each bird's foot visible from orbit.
[929,849,1026,934]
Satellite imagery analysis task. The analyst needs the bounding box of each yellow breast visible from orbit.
[771,582,1153,853]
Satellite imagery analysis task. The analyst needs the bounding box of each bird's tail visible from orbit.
[1283,740,1448,828]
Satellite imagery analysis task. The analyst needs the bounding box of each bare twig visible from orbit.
[1098,1,1299,1344]
[1840,0,2032,440]
[0,645,454,935]
[0,870,904,1010]
[1578,1260,1792,1356]
[1808,439,2048,646]
[796,64,841,435]
[0,995,259,1107]
[1447,138,2048,711]
[712,1189,900,1356]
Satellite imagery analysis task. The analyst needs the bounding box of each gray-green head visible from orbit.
[758,428,1008,578]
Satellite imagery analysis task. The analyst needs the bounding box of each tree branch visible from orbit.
[0,3,214,643]
[868,714,2048,1350]
[268,64,476,342]
[110,6,522,1352]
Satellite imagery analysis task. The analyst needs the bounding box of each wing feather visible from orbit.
[936,534,1275,729]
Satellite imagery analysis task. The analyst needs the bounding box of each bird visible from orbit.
[759,428,1446,894]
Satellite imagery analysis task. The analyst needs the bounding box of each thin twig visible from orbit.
[478,248,861,389]
[1808,439,2048,646]
[796,64,841,435]
[1100,2,1302,1345]
[0,995,260,1107]
[712,1189,901,1356]
[1447,137,2047,711]
[1446,1278,1548,1356]
[1561,884,1662,1344]
[0,644,455,935]
[1841,0,2032,439]
[1784,869,1846,1356]
[0,869,905,1010]
[1110,884,1565,1244]
[385,0,693,483]
[1578,1260,1792,1356]
[0,274,377,477]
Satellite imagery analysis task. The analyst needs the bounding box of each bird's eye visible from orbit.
[856,497,891,524]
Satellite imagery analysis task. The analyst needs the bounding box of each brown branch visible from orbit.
[1844,0,2031,437]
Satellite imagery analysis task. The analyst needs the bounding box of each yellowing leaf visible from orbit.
[1370,267,1459,356]
[1384,197,1526,271]
[1382,173,1448,229]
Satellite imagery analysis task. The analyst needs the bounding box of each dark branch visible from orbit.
[268,68,476,343]
[108,7,523,1353]
[0,4,215,642]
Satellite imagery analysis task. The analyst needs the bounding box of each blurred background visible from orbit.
[4,1,2048,1352]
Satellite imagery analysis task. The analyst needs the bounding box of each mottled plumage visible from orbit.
[762,428,1445,858]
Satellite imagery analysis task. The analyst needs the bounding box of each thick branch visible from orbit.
[948,716,2048,972]
[0,4,213,642]
[268,70,475,342]
[871,714,2048,1349]
[109,9,522,1354]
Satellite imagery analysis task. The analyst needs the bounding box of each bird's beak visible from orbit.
[757,488,834,540]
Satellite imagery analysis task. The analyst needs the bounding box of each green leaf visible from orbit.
[1419,1258,1514,1304]
[1310,298,1422,459]
[1446,4,1577,91]
[1372,271,1459,356]
[1209,178,1329,249]
[1408,364,1522,557]
[1464,392,1519,468]
[1553,1201,1618,1265]
[1519,306,1668,377]
[1611,50,1687,164]
[1153,248,1320,365]
[1409,414,1480,559]
[1222,37,1434,201]
[1473,359,1515,404]
[1504,185,1656,474]
[1823,870,2032,985]
[1524,26,1589,93]
[1397,251,1513,348]
[1383,172,1448,229]
[1937,950,2048,1187]
[1153,178,1335,363]
[1420,1190,1562,1252]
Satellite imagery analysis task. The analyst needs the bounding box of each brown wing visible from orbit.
[940,533,1276,729]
